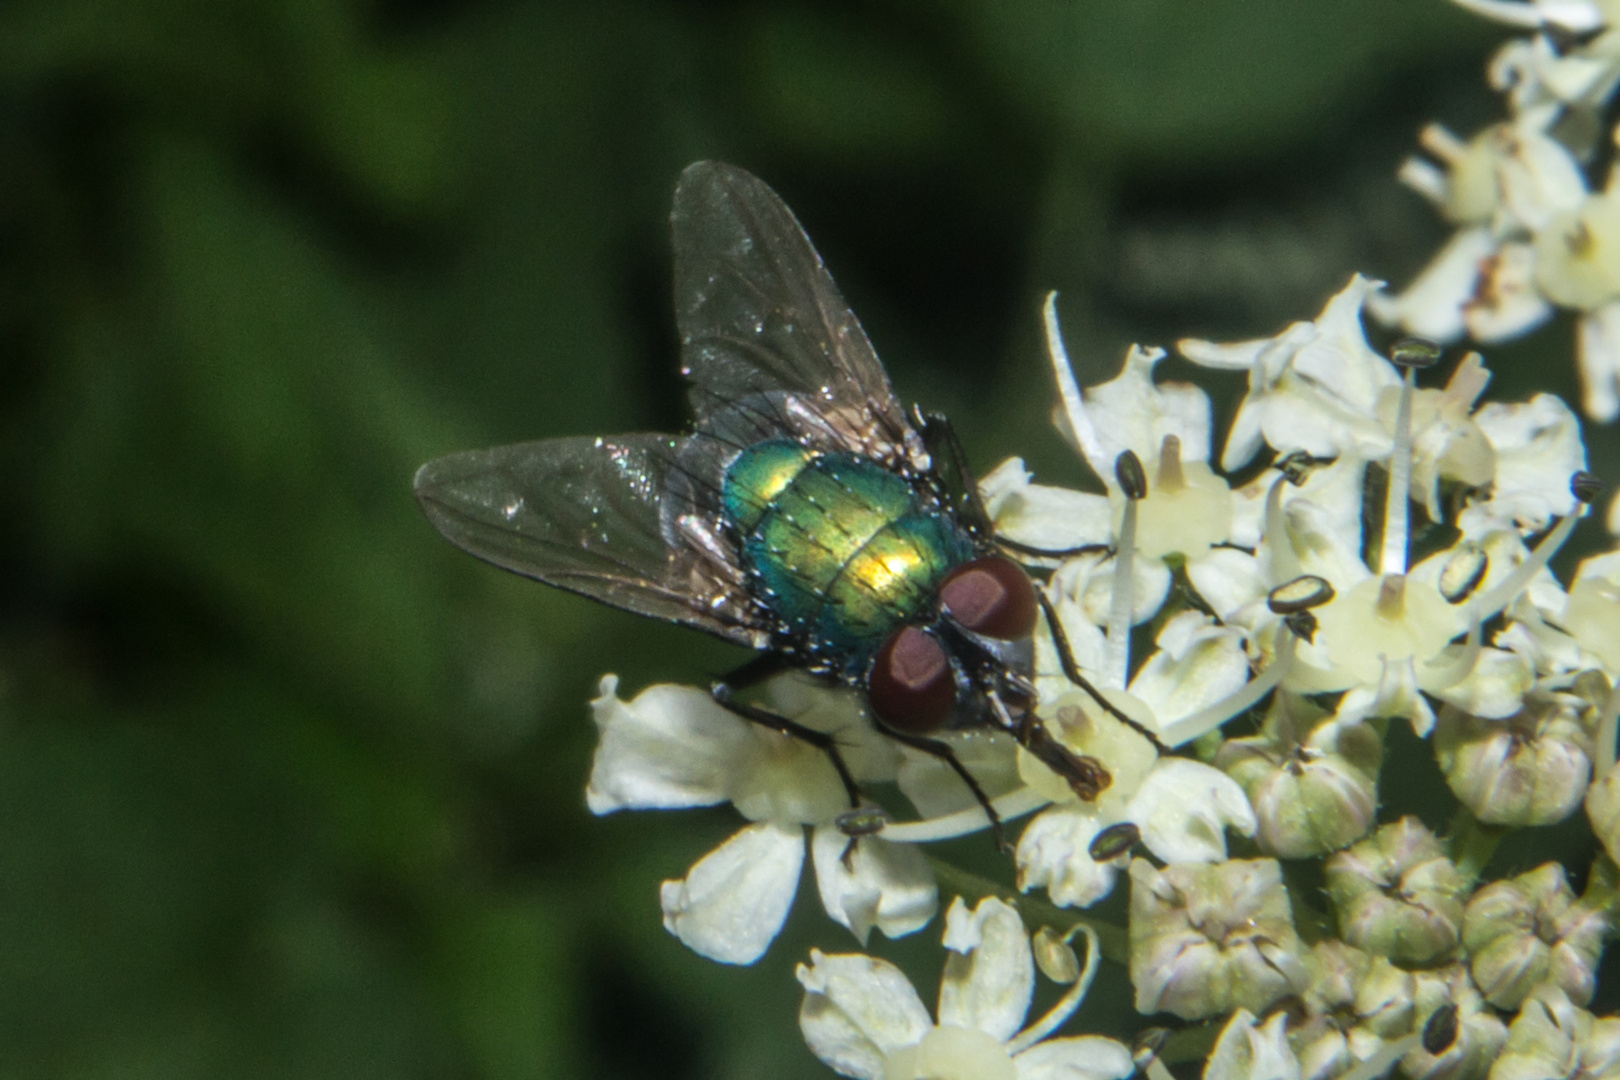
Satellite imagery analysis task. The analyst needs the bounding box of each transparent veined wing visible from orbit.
[414,433,770,648]
[671,162,923,463]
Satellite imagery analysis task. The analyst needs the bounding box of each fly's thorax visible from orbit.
[721,446,974,662]
[721,438,815,533]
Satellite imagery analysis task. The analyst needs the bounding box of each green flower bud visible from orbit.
[1325,817,1470,964]
[1291,942,1417,1080]
[1217,694,1381,858]
[1433,689,1598,827]
[1462,864,1609,1010]
[1490,985,1620,1080]
[1586,766,1620,867]
[1128,857,1306,1021]
[1400,965,1507,1080]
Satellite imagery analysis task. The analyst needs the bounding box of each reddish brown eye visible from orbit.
[939,557,1037,639]
[868,626,955,733]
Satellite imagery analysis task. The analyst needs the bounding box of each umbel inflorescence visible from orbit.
[417,4,1620,1077]
[588,262,1620,1076]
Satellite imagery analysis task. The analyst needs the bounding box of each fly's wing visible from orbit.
[671,162,925,465]
[414,433,769,648]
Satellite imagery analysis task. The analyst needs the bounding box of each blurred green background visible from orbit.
[5,1,1615,1077]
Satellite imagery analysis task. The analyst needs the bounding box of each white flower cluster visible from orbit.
[1372,0,1620,420]
[584,269,1620,1079]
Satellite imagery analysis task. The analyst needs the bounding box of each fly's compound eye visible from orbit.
[869,625,956,733]
[939,556,1037,640]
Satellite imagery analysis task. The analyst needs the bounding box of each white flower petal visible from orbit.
[1336,661,1438,736]
[763,676,903,782]
[1497,127,1590,229]
[1054,551,1172,630]
[1128,613,1250,731]
[1473,392,1586,527]
[1292,276,1403,415]
[980,457,1115,552]
[1367,228,1495,341]
[1428,646,1535,719]
[1082,345,1215,472]
[586,675,752,813]
[1187,548,1267,623]
[938,897,1035,1043]
[811,827,938,945]
[1177,336,1269,371]
[898,729,1023,818]
[1129,758,1257,863]
[1014,1037,1136,1080]
[1463,242,1553,342]
[798,949,933,1079]
[1579,302,1620,422]
[659,821,804,964]
[1273,492,1373,592]
[1015,803,1121,909]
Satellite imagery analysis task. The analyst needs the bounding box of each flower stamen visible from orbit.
[1106,451,1145,691]
[1007,924,1101,1055]
[879,786,1053,843]
[1158,630,1299,747]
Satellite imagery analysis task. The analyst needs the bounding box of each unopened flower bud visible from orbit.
[1490,985,1620,1080]
[1585,765,1620,867]
[1434,693,1596,827]
[1401,964,1507,1080]
[1461,863,1609,1010]
[1217,695,1380,858]
[1293,941,1419,1080]
[1324,817,1469,964]
[1128,857,1306,1021]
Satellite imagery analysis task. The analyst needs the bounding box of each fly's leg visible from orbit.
[711,656,864,814]
[916,408,996,539]
[1036,590,1169,752]
[996,537,1115,560]
[917,408,1115,559]
[982,681,1112,804]
[876,725,1009,854]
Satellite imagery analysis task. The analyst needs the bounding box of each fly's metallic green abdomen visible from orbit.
[723,439,974,668]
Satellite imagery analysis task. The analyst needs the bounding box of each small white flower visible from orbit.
[1179,275,1399,472]
[1014,615,1258,909]
[1448,0,1611,32]
[1372,105,1620,419]
[588,675,935,964]
[796,896,1134,1080]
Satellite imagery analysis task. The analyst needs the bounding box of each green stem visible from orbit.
[1162,1021,1223,1067]
[927,857,1130,965]
[1280,860,1335,945]
[1447,805,1505,883]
